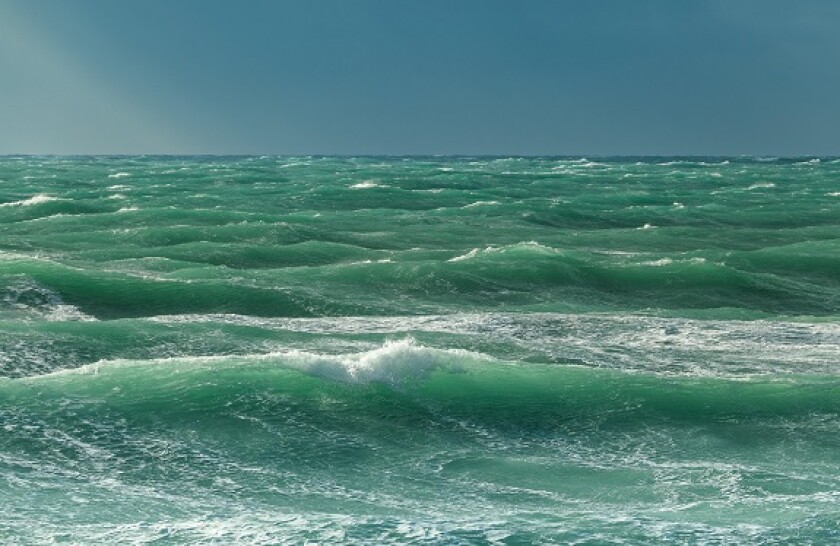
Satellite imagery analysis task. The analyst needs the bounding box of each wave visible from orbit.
[0,257,330,319]
[447,241,556,262]
[35,339,468,386]
[0,195,117,223]
[2,338,838,546]
[2,238,838,319]
[349,180,385,189]
[461,200,500,208]
[0,194,63,207]
[3,310,838,381]
[7,340,839,426]
[1,276,97,322]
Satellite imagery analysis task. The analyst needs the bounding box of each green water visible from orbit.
[1,156,839,543]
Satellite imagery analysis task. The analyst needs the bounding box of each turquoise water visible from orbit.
[1,156,839,543]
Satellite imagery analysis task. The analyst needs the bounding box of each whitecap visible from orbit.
[448,248,481,262]
[350,180,384,189]
[38,339,473,387]
[282,338,469,385]
[642,258,673,266]
[448,241,555,262]
[640,257,706,267]
[0,194,61,207]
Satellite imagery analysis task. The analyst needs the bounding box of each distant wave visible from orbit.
[0,194,62,207]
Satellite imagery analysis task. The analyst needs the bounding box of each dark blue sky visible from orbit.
[1,1,838,155]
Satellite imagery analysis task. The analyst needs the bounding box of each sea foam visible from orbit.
[40,339,473,386]
[0,194,62,207]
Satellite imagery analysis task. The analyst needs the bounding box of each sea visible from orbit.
[1,156,838,544]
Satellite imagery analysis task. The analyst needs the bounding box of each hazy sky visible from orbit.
[1,0,838,155]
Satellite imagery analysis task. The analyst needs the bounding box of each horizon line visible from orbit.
[0,153,837,160]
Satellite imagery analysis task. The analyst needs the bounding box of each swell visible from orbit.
[2,338,838,545]
[4,312,839,380]
[2,239,838,319]
[0,196,118,223]
[4,341,839,427]
[77,240,387,269]
[0,257,330,319]
[271,243,840,315]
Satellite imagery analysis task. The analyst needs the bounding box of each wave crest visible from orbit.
[0,194,63,207]
[39,339,474,386]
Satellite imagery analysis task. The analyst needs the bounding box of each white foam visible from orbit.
[642,258,673,266]
[107,172,130,179]
[637,223,657,230]
[447,241,555,262]
[349,180,384,189]
[640,257,706,267]
[575,161,603,168]
[747,182,775,190]
[344,258,394,266]
[0,250,32,261]
[448,248,481,262]
[462,200,500,208]
[39,339,472,386]
[0,194,61,207]
[2,279,96,322]
[42,304,98,322]
[282,339,469,385]
[139,312,840,380]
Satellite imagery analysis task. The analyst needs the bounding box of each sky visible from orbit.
[0,0,838,156]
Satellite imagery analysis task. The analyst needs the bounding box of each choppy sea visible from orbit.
[1,156,839,543]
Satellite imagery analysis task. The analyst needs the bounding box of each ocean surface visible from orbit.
[1,156,839,544]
